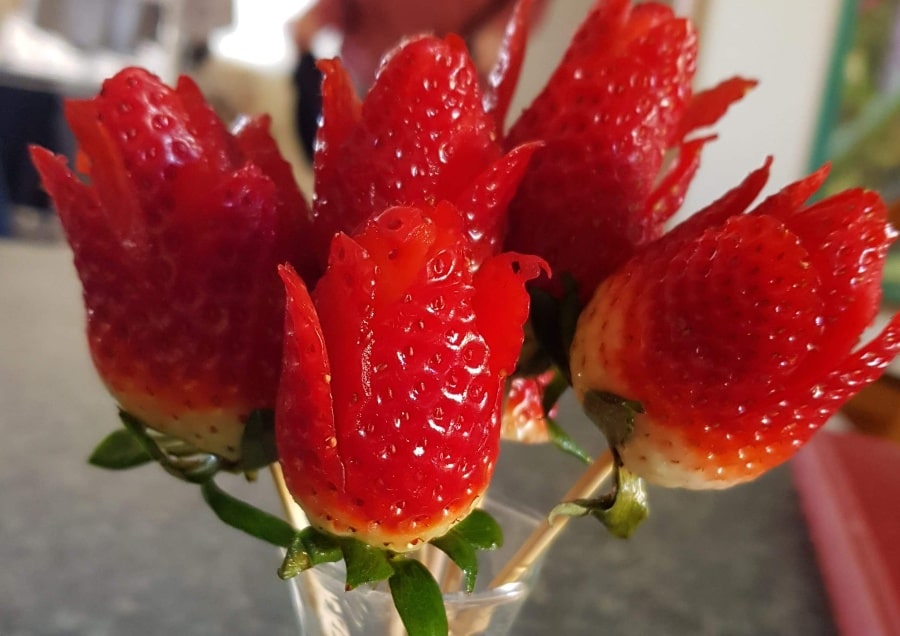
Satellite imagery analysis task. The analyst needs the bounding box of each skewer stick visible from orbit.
[270,462,308,530]
[489,448,614,588]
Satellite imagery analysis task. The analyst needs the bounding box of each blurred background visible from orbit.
[0,0,866,240]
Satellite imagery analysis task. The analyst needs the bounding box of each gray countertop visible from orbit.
[0,239,836,635]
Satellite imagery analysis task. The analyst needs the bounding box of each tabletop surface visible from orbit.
[0,239,836,636]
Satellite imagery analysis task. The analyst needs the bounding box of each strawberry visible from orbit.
[311,35,539,271]
[500,370,557,443]
[501,0,755,301]
[276,203,546,550]
[31,67,316,460]
[570,162,900,489]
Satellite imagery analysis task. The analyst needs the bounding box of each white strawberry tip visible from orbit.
[113,391,247,461]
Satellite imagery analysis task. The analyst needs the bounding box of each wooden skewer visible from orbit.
[270,462,309,530]
[488,448,614,588]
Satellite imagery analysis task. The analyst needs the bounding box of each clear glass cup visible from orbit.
[286,497,543,635]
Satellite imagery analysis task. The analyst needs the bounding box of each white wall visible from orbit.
[507,0,598,122]
[676,0,843,221]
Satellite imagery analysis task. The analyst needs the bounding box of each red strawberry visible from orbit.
[570,162,900,489]
[500,370,557,443]
[311,35,539,270]
[502,0,755,301]
[31,67,315,459]
[276,203,545,550]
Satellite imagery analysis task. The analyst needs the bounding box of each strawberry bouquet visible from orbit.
[30,0,900,634]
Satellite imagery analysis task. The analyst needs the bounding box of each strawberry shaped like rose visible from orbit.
[570,161,900,489]
[31,67,316,460]
[311,33,539,272]
[277,202,545,550]
[499,0,755,301]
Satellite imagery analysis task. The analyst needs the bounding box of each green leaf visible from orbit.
[389,558,448,636]
[118,411,166,462]
[431,532,479,593]
[582,390,644,447]
[88,428,153,469]
[200,478,297,548]
[340,538,395,589]
[545,418,592,465]
[550,464,648,539]
[430,509,503,593]
[237,409,277,471]
[451,509,503,551]
[278,527,342,579]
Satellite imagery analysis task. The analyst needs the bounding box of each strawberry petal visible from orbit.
[456,141,542,264]
[661,156,772,249]
[313,233,377,441]
[676,76,758,140]
[474,252,549,375]
[63,98,145,243]
[174,74,242,172]
[644,135,714,227]
[483,0,535,133]
[276,264,343,510]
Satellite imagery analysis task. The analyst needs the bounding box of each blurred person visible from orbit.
[289,0,545,159]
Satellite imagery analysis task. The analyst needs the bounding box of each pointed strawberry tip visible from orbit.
[28,145,61,177]
[678,76,760,139]
[443,32,468,53]
[277,262,296,279]
[278,263,307,298]
[485,0,536,133]
[744,156,775,186]
[751,156,774,182]
[514,253,551,281]
[315,57,342,75]
[808,161,832,185]
[511,139,545,156]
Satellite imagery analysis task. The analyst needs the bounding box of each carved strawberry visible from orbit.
[501,0,755,301]
[31,67,315,460]
[311,34,539,271]
[501,371,556,443]
[277,203,545,550]
[570,162,900,489]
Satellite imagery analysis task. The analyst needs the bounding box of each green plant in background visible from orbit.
[818,0,900,200]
